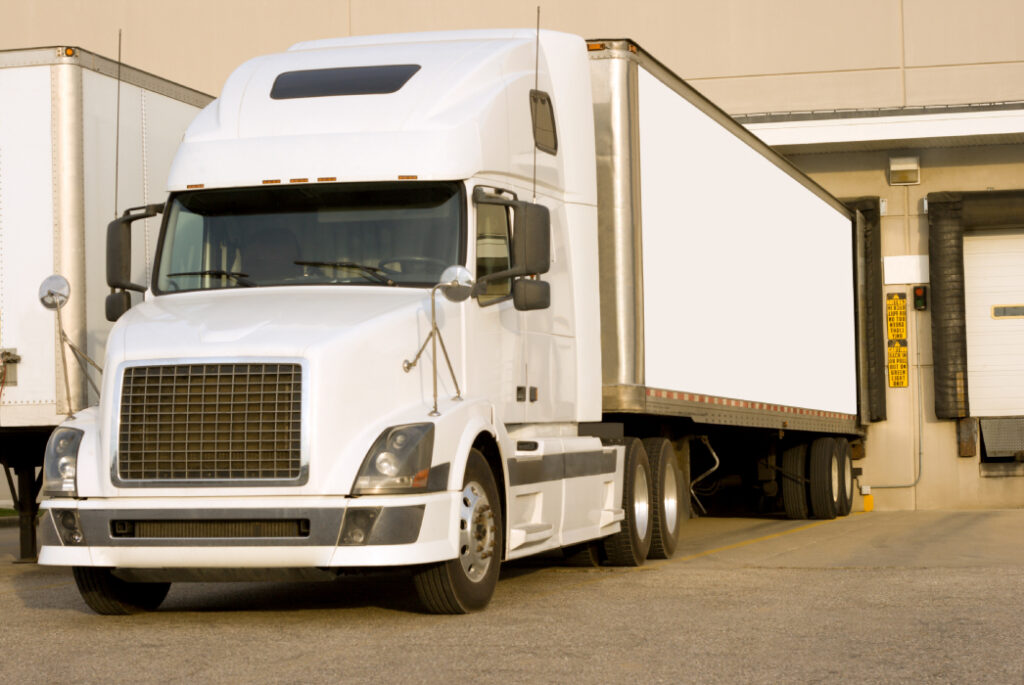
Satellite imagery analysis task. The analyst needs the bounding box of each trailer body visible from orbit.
[589,41,861,433]
[0,47,210,558]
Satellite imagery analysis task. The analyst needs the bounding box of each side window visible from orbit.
[529,89,557,155]
[476,202,512,304]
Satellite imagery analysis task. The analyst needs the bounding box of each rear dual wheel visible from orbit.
[782,437,853,520]
[809,437,847,520]
[603,437,684,565]
[781,444,809,520]
[603,438,653,566]
[642,438,684,559]
[837,438,855,517]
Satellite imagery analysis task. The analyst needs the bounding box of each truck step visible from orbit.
[508,522,554,550]
[599,508,625,528]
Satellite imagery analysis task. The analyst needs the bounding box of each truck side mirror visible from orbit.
[511,202,550,276]
[105,292,132,322]
[105,203,164,321]
[513,278,550,311]
[470,187,551,307]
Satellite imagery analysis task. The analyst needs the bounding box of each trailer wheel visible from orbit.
[602,438,653,566]
[413,449,502,613]
[781,443,809,520]
[808,437,840,520]
[837,438,854,517]
[72,567,170,615]
[642,437,684,559]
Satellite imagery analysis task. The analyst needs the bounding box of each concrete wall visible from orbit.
[3,0,1024,113]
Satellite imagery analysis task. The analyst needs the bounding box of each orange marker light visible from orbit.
[317,177,337,182]
[262,179,281,184]
[186,183,205,189]
[587,43,605,51]
[289,178,308,183]
[398,175,418,180]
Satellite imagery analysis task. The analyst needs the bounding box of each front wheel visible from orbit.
[413,449,502,613]
[72,567,170,615]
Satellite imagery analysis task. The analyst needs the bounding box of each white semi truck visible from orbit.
[37,31,880,614]
[0,46,210,560]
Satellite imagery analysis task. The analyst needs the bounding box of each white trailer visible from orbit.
[36,31,879,613]
[0,47,210,559]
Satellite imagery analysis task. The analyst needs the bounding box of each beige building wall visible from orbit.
[3,1,1022,511]
[3,0,1024,113]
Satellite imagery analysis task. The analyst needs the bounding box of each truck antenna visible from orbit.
[532,6,540,201]
[113,29,122,218]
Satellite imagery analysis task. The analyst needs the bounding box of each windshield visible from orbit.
[154,182,464,293]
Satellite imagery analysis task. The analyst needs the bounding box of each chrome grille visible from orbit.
[117,363,302,483]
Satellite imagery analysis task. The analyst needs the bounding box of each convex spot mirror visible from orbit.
[39,274,71,310]
[438,265,474,303]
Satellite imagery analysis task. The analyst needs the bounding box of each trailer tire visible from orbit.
[837,438,854,517]
[642,437,684,559]
[602,438,653,566]
[72,567,170,615]
[781,443,809,520]
[808,437,840,520]
[413,449,502,613]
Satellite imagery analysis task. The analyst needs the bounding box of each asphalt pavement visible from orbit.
[2,510,1023,683]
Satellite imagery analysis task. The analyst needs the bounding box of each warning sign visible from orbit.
[886,293,907,340]
[888,339,908,388]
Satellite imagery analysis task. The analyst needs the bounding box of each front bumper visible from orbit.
[37,493,459,570]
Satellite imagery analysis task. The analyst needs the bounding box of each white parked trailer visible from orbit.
[35,31,880,613]
[0,47,210,559]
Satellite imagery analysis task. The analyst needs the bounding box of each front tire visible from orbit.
[72,567,170,615]
[413,449,502,613]
[603,438,653,566]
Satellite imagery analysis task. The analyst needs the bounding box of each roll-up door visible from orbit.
[963,229,1024,417]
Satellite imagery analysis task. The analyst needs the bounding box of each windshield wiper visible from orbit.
[294,260,396,286]
[167,270,256,287]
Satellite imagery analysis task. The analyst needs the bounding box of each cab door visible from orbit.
[465,192,525,424]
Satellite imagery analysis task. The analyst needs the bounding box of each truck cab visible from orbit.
[38,30,644,614]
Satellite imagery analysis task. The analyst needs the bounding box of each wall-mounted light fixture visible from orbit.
[889,156,920,186]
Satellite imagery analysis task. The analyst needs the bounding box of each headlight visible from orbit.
[352,423,435,495]
[42,427,83,497]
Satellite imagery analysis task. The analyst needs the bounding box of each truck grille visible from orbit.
[117,363,303,483]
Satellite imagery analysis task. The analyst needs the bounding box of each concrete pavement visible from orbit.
[2,511,1023,683]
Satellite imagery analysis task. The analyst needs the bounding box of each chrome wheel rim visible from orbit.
[459,480,495,583]
[663,463,679,536]
[844,451,854,501]
[830,453,840,504]
[634,463,651,540]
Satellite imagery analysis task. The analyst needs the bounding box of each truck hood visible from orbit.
[110,286,428,361]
